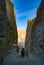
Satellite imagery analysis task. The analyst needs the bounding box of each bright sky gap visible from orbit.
[11,0,41,30]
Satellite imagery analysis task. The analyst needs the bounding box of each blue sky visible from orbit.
[11,0,41,30]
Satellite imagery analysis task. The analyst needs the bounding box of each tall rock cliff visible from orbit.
[6,0,18,44]
[0,0,18,60]
[17,28,26,48]
[17,28,26,43]
[25,19,35,56]
[25,0,44,56]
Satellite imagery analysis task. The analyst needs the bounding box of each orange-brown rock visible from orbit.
[17,28,26,43]
[25,19,35,56]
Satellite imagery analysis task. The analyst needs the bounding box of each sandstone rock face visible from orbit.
[0,0,18,59]
[17,28,26,55]
[17,28,26,48]
[6,0,18,44]
[25,19,35,56]
[30,0,44,56]
[25,0,44,56]
[31,21,44,56]
[17,28,26,43]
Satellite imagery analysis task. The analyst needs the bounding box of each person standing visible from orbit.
[21,48,25,57]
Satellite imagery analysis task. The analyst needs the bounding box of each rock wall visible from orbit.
[25,0,44,56]
[30,0,44,56]
[6,0,18,44]
[0,0,18,59]
[17,28,26,43]
[25,19,35,56]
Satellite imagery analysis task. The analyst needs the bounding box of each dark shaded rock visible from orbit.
[0,0,18,60]
[25,0,44,57]
[25,19,35,56]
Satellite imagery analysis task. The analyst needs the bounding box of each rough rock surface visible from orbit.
[25,0,44,56]
[0,0,18,60]
[25,19,35,56]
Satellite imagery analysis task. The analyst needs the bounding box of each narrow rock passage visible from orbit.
[0,48,44,65]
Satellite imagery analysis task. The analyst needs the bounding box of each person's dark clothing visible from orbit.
[21,48,25,57]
